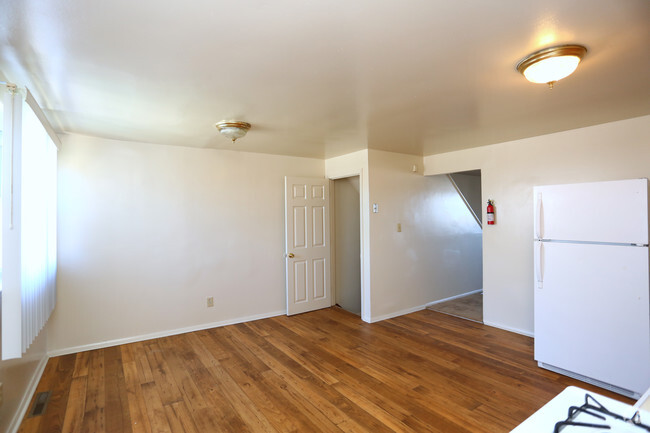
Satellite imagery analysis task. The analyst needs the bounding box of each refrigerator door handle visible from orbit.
[535,242,543,288]
[536,192,543,239]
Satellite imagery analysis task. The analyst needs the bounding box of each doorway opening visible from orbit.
[427,169,484,323]
[332,176,361,315]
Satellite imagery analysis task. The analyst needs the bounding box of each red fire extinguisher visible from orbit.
[487,200,495,225]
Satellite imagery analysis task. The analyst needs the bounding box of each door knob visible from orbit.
[287,253,295,258]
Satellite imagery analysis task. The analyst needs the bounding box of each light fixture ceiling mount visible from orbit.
[516,44,587,88]
[215,120,251,142]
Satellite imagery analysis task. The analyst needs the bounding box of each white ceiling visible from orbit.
[1,0,649,159]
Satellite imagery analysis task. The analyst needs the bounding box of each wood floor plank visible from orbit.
[226,324,350,423]
[168,333,252,432]
[121,360,152,433]
[231,322,400,433]
[144,341,184,406]
[159,336,229,433]
[71,352,90,379]
[162,405,186,433]
[104,346,132,433]
[257,369,345,433]
[60,376,87,433]
[36,354,77,433]
[311,309,565,411]
[20,307,636,433]
[140,382,172,433]
[246,314,468,431]
[165,401,199,433]
[131,342,155,385]
[81,350,106,433]
[205,363,279,433]
[155,336,210,412]
[331,381,423,433]
[204,330,324,432]
[224,324,348,432]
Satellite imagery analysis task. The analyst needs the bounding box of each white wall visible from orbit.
[49,115,650,352]
[424,115,650,335]
[50,134,324,354]
[366,150,483,320]
[0,311,48,433]
[326,149,483,322]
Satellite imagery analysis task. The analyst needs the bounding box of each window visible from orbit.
[1,85,58,360]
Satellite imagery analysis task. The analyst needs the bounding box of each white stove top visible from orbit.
[512,386,650,432]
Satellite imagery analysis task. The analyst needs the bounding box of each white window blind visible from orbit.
[1,86,59,360]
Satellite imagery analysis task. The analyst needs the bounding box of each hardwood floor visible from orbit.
[19,307,633,433]
[427,292,483,323]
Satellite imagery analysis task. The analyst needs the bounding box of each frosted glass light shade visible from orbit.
[522,56,581,84]
[219,126,247,141]
[215,121,251,142]
[517,45,587,85]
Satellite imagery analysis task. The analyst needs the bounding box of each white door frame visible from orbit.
[328,171,369,322]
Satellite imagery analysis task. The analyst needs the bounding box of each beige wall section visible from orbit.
[366,150,483,321]
[0,316,48,433]
[424,115,650,335]
[50,134,324,354]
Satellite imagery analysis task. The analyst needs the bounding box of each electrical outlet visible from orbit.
[206,297,214,308]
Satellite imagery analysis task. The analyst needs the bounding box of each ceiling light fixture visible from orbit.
[215,121,251,142]
[516,44,587,89]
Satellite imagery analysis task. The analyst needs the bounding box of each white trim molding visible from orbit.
[425,289,483,307]
[7,355,49,433]
[368,304,428,323]
[48,310,286,358]
[483,320,534,338]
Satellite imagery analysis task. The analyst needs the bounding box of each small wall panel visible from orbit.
[294,261,307,303]
[312,206,325,247]
[313,258,326,299]
[293,206,307,248]
[311,185,325,200]
[293,184,307,199]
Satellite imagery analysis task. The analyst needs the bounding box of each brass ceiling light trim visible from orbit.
[215,120,251,142]
[516,44,587,89]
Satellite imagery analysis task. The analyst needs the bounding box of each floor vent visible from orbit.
[28,391,51,417]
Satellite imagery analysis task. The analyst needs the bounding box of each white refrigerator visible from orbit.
[534,178,650,399]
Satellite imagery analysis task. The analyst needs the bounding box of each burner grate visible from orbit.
[554,393,650,432]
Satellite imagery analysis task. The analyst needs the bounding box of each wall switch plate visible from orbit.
[206,297,214,308]
[373,203,379,213]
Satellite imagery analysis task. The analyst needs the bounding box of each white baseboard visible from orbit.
[483,320,534,337]
[422,290,533,338]
[367,290,484,324]
[424,289,483,307]
[48,310,286,357]
[368,304,428,323]
[7,355,49,433]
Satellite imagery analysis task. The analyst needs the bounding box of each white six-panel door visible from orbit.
[285,177,332,315]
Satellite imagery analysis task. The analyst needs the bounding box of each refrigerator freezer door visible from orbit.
[534,242,650,395]
[534,179,648,244]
